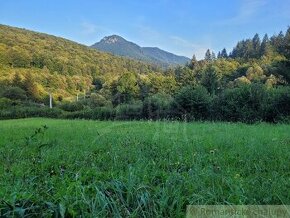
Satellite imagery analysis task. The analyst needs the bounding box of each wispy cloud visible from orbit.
[170,36,200,49]
[170,36,211,59]
[135,24,210,59]
[217,0,267,26]
[136,25,162,43]
[134,21,212,59]
[79,21,117,45]
[81,21,97,35]
[81,21,114,35]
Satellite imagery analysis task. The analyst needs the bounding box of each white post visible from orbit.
[49,93,53,108]
[77,93,79,102]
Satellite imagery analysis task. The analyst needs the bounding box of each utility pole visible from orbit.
[76,93,79,102]
[49,93,53,109]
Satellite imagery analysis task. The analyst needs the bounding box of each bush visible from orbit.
[212,84,267,122]
[62,107,115,120]
[264,86,290,122]
[92,107,115,120]
[59,101,85,112]
[0,106,62,120]
[115,102,143,120]
[88,93,111,108]
[62,109,94,120]
[142,93,173,120]
[172,86,211,120]
[1,86,27,100]
[0,98,14,109]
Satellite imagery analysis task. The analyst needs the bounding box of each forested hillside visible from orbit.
[0,24,160,101]
[0,24,289,122]
[183,28,290,90]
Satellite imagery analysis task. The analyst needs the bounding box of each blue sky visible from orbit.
[1,0,290,59]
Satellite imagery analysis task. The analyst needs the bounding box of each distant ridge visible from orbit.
[91,35,190,67]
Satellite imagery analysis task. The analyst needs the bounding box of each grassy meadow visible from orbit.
[0,118,290,217]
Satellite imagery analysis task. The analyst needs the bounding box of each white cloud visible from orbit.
[81,22,97,35]
[134,23,209,59]
[136,25,162,44]
[170,36,199,49]
[169,36,211,60]
[80,21,114,35]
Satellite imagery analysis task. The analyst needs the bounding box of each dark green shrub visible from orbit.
[59,101,84,112]
[115,102,143,120]
[264,86,290,122]
[88,93,111,108]
[62,107,115,120]
[0,97,14,109]
[212,84,267,122]
[142,93,173,120]
[1,86,27,100]
[0,106,62,120]
[92,107,115,120]
[62,109,94,120]
[172,86,211,120]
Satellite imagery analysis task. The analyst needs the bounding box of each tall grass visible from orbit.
[0,119,289,217]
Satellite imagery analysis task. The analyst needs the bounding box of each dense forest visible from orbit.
[0,25,160,99]
[0,24,289,123]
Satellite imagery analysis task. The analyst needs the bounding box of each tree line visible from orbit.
[0,25,289,123]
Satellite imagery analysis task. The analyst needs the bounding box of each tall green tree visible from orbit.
[284,27,290,58]
[271,31,285,54]
[204,49,212,61]
[211,51,216,60]
[112,72,140,105]
[260,34,272,57]
[252,34,261,58]
[173,86,211,120]
[23,73,42,101]
[220,48,228,58]
[174,66,197,87]
[201,66,220,95]
[189,54,198,69]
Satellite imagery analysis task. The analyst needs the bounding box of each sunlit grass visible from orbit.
[0,118,289,217]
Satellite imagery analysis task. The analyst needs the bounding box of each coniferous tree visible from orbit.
[231,39,256,59]
[260,34,272,57]
[244,39,254,58]
[271,31,285,54]
[204,49,212,61]
[205,49,212,61]
[221,48,228,58]
[284,27,290,58]
[231,41,245,58]
[211,52,216,60]
[201,67,219,95]
[189,54,198,69]
[252,34,261,58]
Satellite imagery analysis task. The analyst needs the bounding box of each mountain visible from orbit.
[91,35,190,67]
